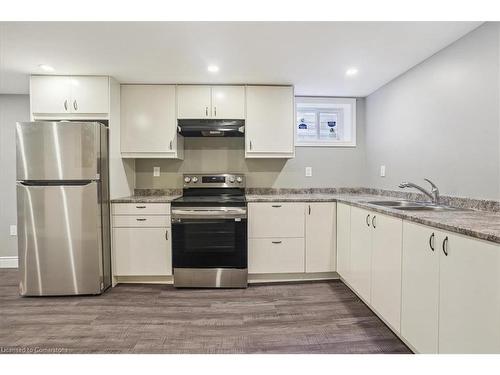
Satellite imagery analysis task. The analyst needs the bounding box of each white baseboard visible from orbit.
[0,256,18,268]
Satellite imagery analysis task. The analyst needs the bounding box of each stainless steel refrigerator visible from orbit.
[16,121,111,296]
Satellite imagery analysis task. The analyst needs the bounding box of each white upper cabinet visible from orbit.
[438,233,500,354]
[120,85,183,159]
[245,85,295,158]
[31,76,71,114]
[69,76,109,114]
[30,75,109,117]
[305,203,336,273]
[177,85,212,118]
[211,86,245,119]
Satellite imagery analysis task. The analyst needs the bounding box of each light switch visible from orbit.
[10,225,17,236]
[153,167,160,177]
[380,165,386,177]
[305,167,312,177]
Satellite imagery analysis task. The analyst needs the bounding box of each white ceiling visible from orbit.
[0,21,482,96]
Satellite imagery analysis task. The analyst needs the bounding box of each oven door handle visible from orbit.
[171,207,247,220]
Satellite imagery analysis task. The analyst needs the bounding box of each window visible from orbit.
[296,97,356,147]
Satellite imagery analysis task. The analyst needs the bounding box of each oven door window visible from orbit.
[172,218,247,268]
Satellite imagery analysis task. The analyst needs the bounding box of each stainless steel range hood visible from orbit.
[177,119,245,137]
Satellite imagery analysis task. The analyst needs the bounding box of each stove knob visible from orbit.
[236,176,243,183]
[184,176,191,183]
[192,177,198,183]
[229,177,235,183]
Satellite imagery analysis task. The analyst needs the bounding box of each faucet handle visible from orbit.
[424,178,439,192]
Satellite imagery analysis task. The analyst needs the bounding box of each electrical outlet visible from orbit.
[305,167,312,177]
[380,165,386,177]
[153,167,160,177]
[10,225,17,236]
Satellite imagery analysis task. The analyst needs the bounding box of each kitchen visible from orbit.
[1,5,500,372]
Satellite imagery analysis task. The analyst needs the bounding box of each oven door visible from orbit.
[171,207,247,269]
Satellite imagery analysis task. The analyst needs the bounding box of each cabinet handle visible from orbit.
[308,205,311,215]
[429,233,435,251]
[372,215,376,228]
[136,218,146,221]
[366,214,371,227]
[249,140,252,150]
[214,106,217,117]
[64,100,68,111]
[272,205,282,208]
[165,229,169,240]
[169,140,173,150]
[73,100,78,111]
[136,205,146,209]
[205,106,209,116]
[272,241,282,244]
[442,236,449,256]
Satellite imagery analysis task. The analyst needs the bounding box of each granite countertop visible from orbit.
[247,193,500,245]
[111,195,181,203]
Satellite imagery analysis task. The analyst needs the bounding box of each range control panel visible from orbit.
[183,173,245,188]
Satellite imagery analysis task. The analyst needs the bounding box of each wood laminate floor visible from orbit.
[0,269,410,354]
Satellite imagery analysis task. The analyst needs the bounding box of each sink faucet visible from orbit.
[398,178,440,204]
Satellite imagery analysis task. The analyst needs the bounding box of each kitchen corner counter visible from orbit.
[246,193,500,245]
[111,195,181,203]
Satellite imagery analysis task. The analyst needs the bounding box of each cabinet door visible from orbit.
[177,85,211,118]
[121,85,177,155]
[211,86,245,119]
[245,86,294,158]
[401,222,440,353]
[113,227,172,276]
[371,213,402,333]
[349,207,372,302]
[305,203,336,273]
[438,233,500,353]
[30,76,71,114]
[249,238,305,274]
[336,203,351,281]
[70,76,109,114]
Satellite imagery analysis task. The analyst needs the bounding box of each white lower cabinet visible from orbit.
[370,213,402,333]
[113,226,172,276]
[249,238,305,274]
[402,221,500,353]
[349,207,373,302]
[248,202,336,275]
[305,203,336,272]
[336,203,351,282]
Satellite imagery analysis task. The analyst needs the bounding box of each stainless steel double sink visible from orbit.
[364,200,465,211]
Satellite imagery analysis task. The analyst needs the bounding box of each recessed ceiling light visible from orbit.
[38,64,55,72]
[207,65,219,73]
[345,68,358,77]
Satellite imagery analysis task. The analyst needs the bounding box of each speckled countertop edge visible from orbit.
[246,193,500,245]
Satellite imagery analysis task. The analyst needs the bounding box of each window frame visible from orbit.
[295,96,357,147]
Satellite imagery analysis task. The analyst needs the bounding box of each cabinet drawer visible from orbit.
[249,238,305,274]
[248,202,305,238]
[113,227,172,276]
[112,203,170,215]
[113,215,170,228]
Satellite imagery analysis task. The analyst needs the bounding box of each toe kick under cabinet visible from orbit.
[111,203,172,278]
[248,202,336,275]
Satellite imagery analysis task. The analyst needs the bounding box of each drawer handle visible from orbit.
[272,205,282,208]
[136,205,146,209]
[136,218,147,221]
[272,241,282,244]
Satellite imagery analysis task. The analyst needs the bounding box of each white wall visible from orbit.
[0,94,29,259]
[365,23,500,200]
[135,99,367,189]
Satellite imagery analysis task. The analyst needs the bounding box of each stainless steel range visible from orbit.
[171,173,247,288]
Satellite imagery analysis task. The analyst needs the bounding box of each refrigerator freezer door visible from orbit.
[16,121,100,181]
[17,181,103,296]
